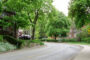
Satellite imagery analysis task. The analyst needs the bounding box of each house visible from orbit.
[68,22,78,38]
[68,26,77,38]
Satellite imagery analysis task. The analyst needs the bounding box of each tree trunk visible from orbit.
[31,10,39,40]
[31,25,35,40]
[77,29,82,42]
[55,35,57,40]
[14,22,18,38]
[78,37,81,42]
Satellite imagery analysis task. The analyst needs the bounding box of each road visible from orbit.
[74,45,90,60]
[0,42,82,60]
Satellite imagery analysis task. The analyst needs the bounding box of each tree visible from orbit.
[24,0,53,39]
[81,24,90,38]
[68,0,90,41]
[69,0,90,28]
[0,0,54,40]
[36,14,48,39]
[46,8,70,40]
[0,0,29,38]
[0,1,2,13]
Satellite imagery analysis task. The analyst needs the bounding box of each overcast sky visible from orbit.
[53,0,70,16]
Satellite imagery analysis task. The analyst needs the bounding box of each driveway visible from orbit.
[0,42,82,60]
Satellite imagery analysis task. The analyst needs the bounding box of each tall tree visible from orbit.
[36,14,48,39]
[46,8,70,40]
[69,0,90,28]
[24,0,53,39]
[0,0,29,38]
[0,1,2,13]
[68,0,90,41]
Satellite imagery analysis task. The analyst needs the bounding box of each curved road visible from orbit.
[0,42,82,60]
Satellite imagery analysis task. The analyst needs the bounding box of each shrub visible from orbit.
[82,37,90,43]
[3,35,22,48]
[61,38,77,42]
[31,39,44,45]
[0,35,3,42]
[41,39,58,42]
[61,38,90,43]
[19,40,31,48]
[0,42,16,52]
[19,39,44,48]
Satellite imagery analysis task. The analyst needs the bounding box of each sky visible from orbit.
[53,0,70,16]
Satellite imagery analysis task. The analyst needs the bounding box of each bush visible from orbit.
[61,38,90,43]
[31,39,44,45]
[61,38,77,42]
[0,42,16,52]
[82,37,90,43]
[18,39,44,48]
[3,35,44,48]
[41,38,77,42]
[41,39,58,42]
[0,35,3,42]
[3,35,22,48]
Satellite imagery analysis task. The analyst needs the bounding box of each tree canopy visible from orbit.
[0,0,53,38]
[69,0,90,28]
[46,8,70,39]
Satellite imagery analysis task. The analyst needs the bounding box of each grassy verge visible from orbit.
[31,39,44,45]
[41,38,90,45]
[67,42,90,45]
[20,39,44,48]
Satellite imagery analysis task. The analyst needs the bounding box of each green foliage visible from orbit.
[3,35,22,48]
[0,35,3,42]
[0,0,54,40]
[41,39,58,42]
[31,39,44,45]
[17,39,44,48]
[46,8,70,38]
[35,15,48,39]
[3,35,44,48]
[61,37,90,43]
[19,40,31,48]
[81,24,90,38]
[61,38,77,42]
[0,42,16,52]
[0,1,2,12]
[0,0,30,30]
[82,37,90,43]
[69,0,90,28]
[24,0,53,39]
[41,37,90,43]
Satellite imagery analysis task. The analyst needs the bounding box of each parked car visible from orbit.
[19,35,31,40]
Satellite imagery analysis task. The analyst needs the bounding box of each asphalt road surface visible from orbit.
[0,42,82,60]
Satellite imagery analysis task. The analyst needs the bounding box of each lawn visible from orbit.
[67,42,90,45]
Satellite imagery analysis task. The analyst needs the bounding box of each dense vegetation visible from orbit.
[68,0,90,41]
[46,8,70,40]
[0,0,90,52]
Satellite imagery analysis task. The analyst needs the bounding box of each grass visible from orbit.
[19,39,44,48]
[67,42,90,45]
[31,39,44,45]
